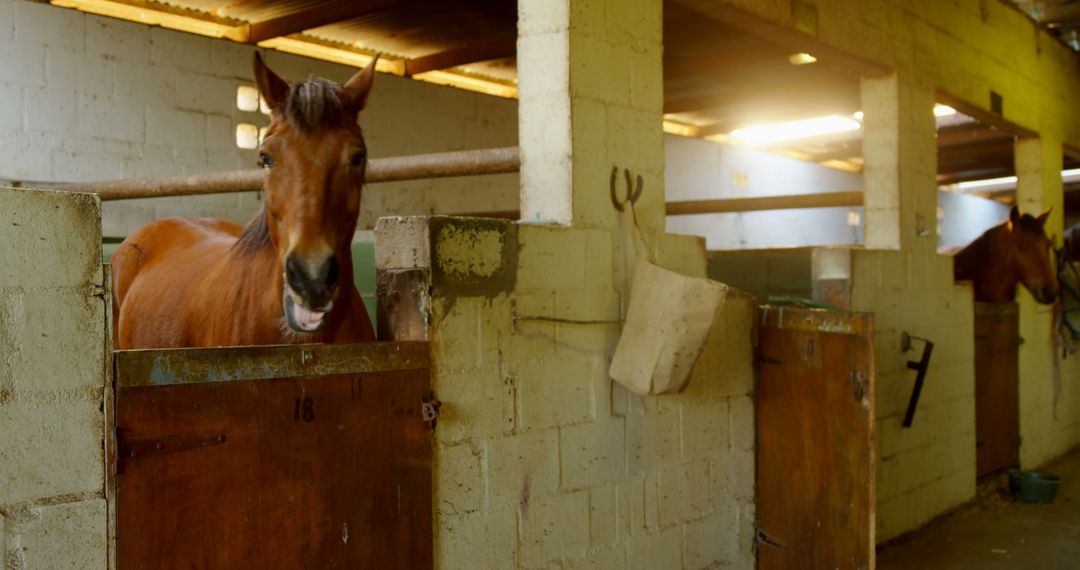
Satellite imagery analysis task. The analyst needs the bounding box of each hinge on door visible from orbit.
[118,431,227,460]
[755,527,788,550]
[421,393,441,432]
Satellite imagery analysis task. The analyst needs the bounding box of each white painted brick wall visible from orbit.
[0,188,108,569]
[0,0,519,237]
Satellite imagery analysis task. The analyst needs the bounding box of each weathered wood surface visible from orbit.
[974,302,1020,478]
[757,306,876,570]
[113,342,432,570]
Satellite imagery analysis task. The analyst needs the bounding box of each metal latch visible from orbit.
[421,394,441,432]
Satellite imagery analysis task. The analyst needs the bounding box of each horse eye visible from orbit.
[350,152,367,168]
[259,153,274,169]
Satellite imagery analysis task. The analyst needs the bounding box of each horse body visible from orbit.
[112,54,378,348]
[953,206,1058,304]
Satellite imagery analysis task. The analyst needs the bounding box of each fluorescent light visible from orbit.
[788,52,817,65]
[1063,168,1080,179]
[662,121,701,137]
[934,104,957,117]
[730,115,861,144]
[956,176,1017,190]
[853,111,864,121]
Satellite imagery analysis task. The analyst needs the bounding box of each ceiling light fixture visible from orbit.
[730,115,861,144]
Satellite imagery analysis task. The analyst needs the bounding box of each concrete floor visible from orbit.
[877,450,1080,569]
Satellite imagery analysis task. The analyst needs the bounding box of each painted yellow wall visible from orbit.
[378,216,757,569]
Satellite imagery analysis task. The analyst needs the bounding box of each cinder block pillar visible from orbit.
[1014,136,1064,469]
[1015,136,1064,238]
[517,0,665,232]
[860,73,938,252]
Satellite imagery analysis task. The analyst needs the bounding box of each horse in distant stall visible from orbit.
[953,206,1059,304]
[111,54,378,348]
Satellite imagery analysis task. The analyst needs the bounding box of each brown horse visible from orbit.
[954,206,1058,304]
[111,54,378,348]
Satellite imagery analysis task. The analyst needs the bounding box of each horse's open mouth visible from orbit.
[283,289,329,333]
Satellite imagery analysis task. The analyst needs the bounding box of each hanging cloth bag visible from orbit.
[608,186,729,395]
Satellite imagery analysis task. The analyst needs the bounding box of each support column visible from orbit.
[860,73,938,252]
[517,0,665,231]
[1014,136,1064,468]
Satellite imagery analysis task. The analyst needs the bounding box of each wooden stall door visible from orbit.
[756,308,876,570]
[112,342,432,570]
[974,302,1020,478]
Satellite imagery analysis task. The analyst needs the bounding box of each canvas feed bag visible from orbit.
[608,203,729,395]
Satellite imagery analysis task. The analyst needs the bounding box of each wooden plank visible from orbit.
[114,351,433,569]
[665,191,863,216]
[757,307,876,570]
[974,302,1020,477]
[405,36,516,76]
[228,0,401,44]
[114,341,429,387]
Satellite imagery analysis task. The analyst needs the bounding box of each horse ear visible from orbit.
[342,54,379,113]
[1009,205,1021,228]
[253,52,289,112]
[1037,208,1052,226]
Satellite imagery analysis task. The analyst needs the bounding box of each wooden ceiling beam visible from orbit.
[404,36,516,76]
[936,124,1014,147]
[937,139,1015,163]
[228,0,401,44]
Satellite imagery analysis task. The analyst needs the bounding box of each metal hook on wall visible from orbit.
[609,166,643,211]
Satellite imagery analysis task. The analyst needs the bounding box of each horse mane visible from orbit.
[954,221,1000,281]
[233,208,271,255]
[283,76,347,132]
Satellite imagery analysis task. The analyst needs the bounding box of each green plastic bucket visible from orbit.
[1007,469,1063,503]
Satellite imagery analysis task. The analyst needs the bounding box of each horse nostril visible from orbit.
[325,255,340,288]
[285,255,304,289]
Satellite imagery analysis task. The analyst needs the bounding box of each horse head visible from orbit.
[251,53,377,333]
[1006,206,1058,305]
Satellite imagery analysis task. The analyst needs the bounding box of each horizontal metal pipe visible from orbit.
[60,147,520,201]
[664,191,863,215]
[455,191,865,219]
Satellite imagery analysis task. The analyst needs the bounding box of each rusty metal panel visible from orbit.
[974,302,1020,477]
[114,341,428,387]
[113,342,432,570]
[756,307,876,570]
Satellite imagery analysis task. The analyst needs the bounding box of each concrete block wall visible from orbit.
[0,0,519,238]
[0,187,108,569]
[378,216,756,569]
[848,249,975,542]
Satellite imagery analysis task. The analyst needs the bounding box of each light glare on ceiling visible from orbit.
[933,104,957,117]
[730,115,861,144]
[788,52,817,65]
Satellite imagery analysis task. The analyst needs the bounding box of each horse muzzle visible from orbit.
[282,253,340,332]
[1033,286,1059,305]
[283,288,333,333]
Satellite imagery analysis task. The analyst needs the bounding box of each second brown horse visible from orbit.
[111,54,378,348]
[954,206,1058,304]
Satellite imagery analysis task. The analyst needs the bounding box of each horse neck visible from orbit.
[957,224,1017,301]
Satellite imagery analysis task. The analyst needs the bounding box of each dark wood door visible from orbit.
[112,342,432,570]
[756,308,876,570]
[974,302,1020,478]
